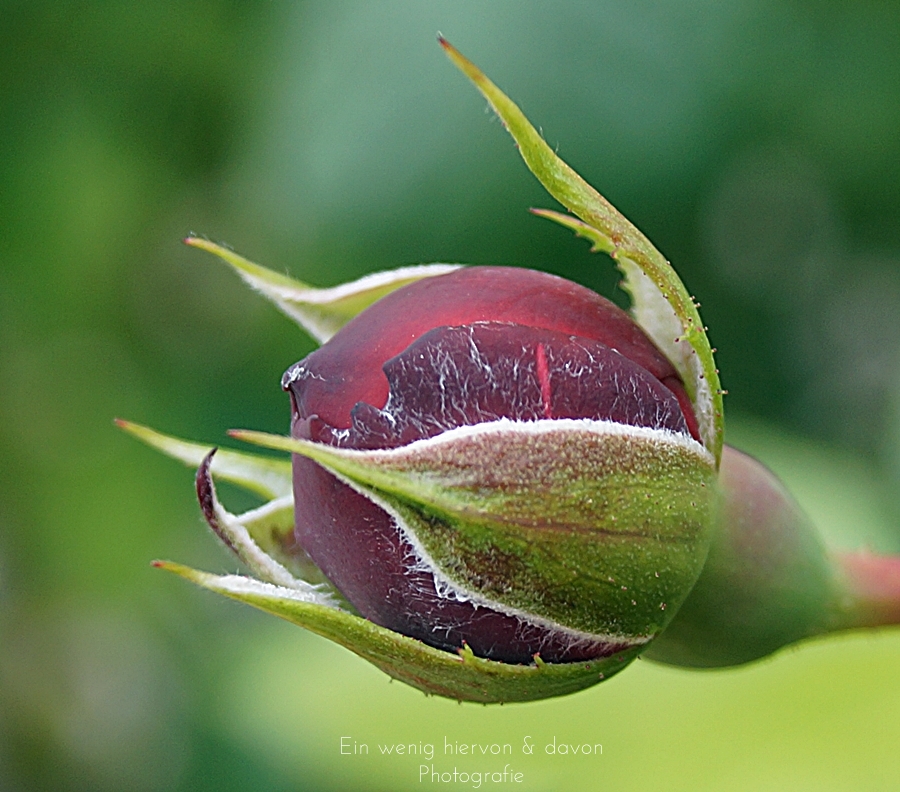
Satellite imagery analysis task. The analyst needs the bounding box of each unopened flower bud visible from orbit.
[281,266,715,665]
[122,39,900,703]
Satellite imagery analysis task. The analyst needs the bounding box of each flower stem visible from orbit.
[832,550,900,630]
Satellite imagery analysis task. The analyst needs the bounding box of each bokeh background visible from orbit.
[2,1,899,790]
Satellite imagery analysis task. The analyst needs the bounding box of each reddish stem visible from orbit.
[834,550,900,629]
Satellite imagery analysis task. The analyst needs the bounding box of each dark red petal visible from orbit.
[283,266,696,437]
[310,322,689,449]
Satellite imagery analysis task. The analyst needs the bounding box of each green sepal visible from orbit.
[439,39,724,466]
[116,419,292,500]
[232,420,717,641]
[155,561,642,703]
[185,236,462,343]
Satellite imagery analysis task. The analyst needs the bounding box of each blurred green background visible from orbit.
[2,1,899,790]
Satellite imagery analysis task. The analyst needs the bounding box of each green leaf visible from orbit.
[155,561,642,703]
[440,38,724,466]
[185,237,462,343]
[232,419,716,641]
[116,419,292,500]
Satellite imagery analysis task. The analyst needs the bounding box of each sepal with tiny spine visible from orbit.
[438,37,723,465]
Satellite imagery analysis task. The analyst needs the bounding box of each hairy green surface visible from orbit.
[158,562,642,703]
[237,422,715,639]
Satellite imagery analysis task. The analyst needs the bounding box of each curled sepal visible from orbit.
[194,450,336,595]
[439,39,723,465]
[184,236,462,343]
[233,419,717,643]
[154,561,642,703]
[117,420,309,572]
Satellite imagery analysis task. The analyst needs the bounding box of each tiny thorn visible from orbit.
[457,641,476,662]
[151,560,165,568]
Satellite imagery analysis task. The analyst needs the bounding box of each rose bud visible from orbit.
[279,264,713,666]
[121,40,900,703]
